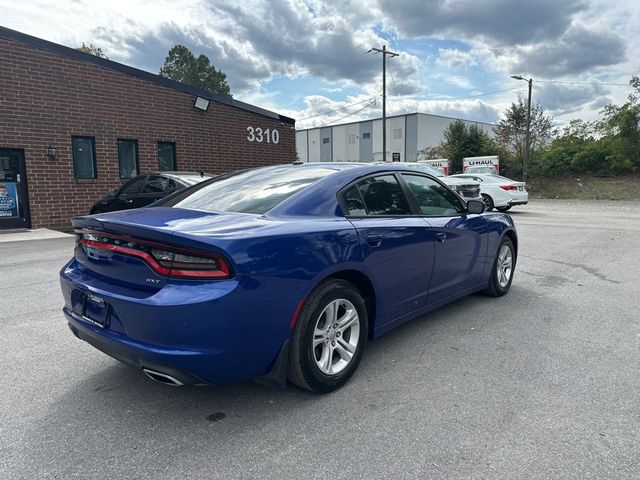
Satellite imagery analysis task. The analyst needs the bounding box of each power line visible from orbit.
[421,87,520,101]
[315,99,378,127]
[297,96,379,121]
[535,79,630,87]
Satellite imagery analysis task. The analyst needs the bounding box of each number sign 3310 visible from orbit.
[246,126,279,144]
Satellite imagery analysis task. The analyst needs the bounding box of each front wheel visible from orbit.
[288,279,368,393]
[484,237,515,297]
[481,194,494,211]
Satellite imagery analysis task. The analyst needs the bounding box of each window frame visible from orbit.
[71,136,97,179]
[338,172,418,218]
[399,173,465,217]
[157,141,177,171]
[338,171,466,218]
[117,138,139,179]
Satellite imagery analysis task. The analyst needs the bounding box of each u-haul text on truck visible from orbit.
[463,156,499,173]
[418,158,450,175]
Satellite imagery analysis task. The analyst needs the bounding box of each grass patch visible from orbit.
[527,175,640,201]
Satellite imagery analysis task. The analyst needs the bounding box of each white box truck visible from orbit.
[463,156,499,174]
[417,158,450,175]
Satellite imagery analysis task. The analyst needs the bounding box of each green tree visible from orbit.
[159,45,231,96]
[597,75,640,171]
[494,98,555,175]
[418,120,495,173]
[77,43,108,59]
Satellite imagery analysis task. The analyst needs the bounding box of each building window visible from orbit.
[157,142,176,171]
[322,137,330,144]
[117,139,139,179]
[362,132,371,140]
[72,136,96,179]
[393,128,403,139]
[348,134,356,144]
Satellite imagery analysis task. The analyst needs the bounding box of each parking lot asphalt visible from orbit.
[1,199,639,480]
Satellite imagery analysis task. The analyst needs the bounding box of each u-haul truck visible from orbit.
[417,158,450,175]
[463,156,499,173]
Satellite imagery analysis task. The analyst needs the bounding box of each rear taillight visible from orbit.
[76,230,231,279]
[499,185,518,191]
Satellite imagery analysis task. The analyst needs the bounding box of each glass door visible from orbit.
[0,148,31,229]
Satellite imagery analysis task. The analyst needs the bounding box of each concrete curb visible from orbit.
[0,228,73,243]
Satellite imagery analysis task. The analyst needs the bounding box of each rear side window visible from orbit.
[143,175,176,194]
[401,174,463,216]
[162,166,336,214]
[344,175,411,216]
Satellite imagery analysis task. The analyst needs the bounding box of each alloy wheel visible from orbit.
[313,298,360,375]
[497,244,513,288]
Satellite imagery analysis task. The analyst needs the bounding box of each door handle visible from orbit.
[366,234,383,247]
[436,232,447,243]
[124,199,134,204]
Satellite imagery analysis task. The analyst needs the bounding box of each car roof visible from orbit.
[148,171,213,178]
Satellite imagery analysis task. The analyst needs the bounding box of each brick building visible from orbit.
[0,26,296,231]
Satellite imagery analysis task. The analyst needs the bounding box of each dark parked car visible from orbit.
[89,172,212,214]
[61,163,517,393]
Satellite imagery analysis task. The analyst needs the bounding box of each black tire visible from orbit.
[496,206,512,212]
[288,279,368,393]
[484,237,515,297]
[481,194,494,211]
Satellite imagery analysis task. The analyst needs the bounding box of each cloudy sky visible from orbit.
[2,0,638,129]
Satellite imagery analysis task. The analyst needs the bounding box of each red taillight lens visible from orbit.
[499,185,518,191]
[77,230,231,279]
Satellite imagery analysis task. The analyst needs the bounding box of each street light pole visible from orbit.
[511,75,532,182]
[372,45,399,162]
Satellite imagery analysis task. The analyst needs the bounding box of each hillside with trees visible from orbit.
[427,76,640,183]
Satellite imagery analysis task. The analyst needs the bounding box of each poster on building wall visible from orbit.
[0,182,19,218]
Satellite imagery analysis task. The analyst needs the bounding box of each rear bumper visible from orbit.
[65,313,209,385]
[60,259,295,385]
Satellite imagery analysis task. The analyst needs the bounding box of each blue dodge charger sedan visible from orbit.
[60,162,517,393]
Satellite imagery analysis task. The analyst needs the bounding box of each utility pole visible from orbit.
[371,45,399,162]
[511,75,533,182]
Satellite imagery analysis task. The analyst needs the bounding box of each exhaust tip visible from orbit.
[142,368,184,386]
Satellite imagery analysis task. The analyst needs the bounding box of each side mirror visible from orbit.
[105,189,118,199]
[467,199,485,214]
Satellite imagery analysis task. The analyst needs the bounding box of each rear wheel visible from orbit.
[484,237,515,297]
[496,206,512,212]
[288,279,368,393]
[481,194,494,211]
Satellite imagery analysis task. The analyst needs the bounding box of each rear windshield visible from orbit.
[176,175,213,186]
[160,165,336,214]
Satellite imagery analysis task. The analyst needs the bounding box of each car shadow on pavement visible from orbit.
[19,283,550,477]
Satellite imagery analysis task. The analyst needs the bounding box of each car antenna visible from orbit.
[199,171,204,177]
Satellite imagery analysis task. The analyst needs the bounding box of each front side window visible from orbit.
[349,175,411,216]
[118,139,138,179]
[157,142,176,171]
[120,176,146,195]
[72,136,96,179]
[401,174,462,216]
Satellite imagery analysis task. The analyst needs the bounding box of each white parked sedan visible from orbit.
[450,173,528,212]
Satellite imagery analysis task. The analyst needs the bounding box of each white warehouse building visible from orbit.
[296,112,496,163]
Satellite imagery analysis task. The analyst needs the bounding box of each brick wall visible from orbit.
[0,36,296,231]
